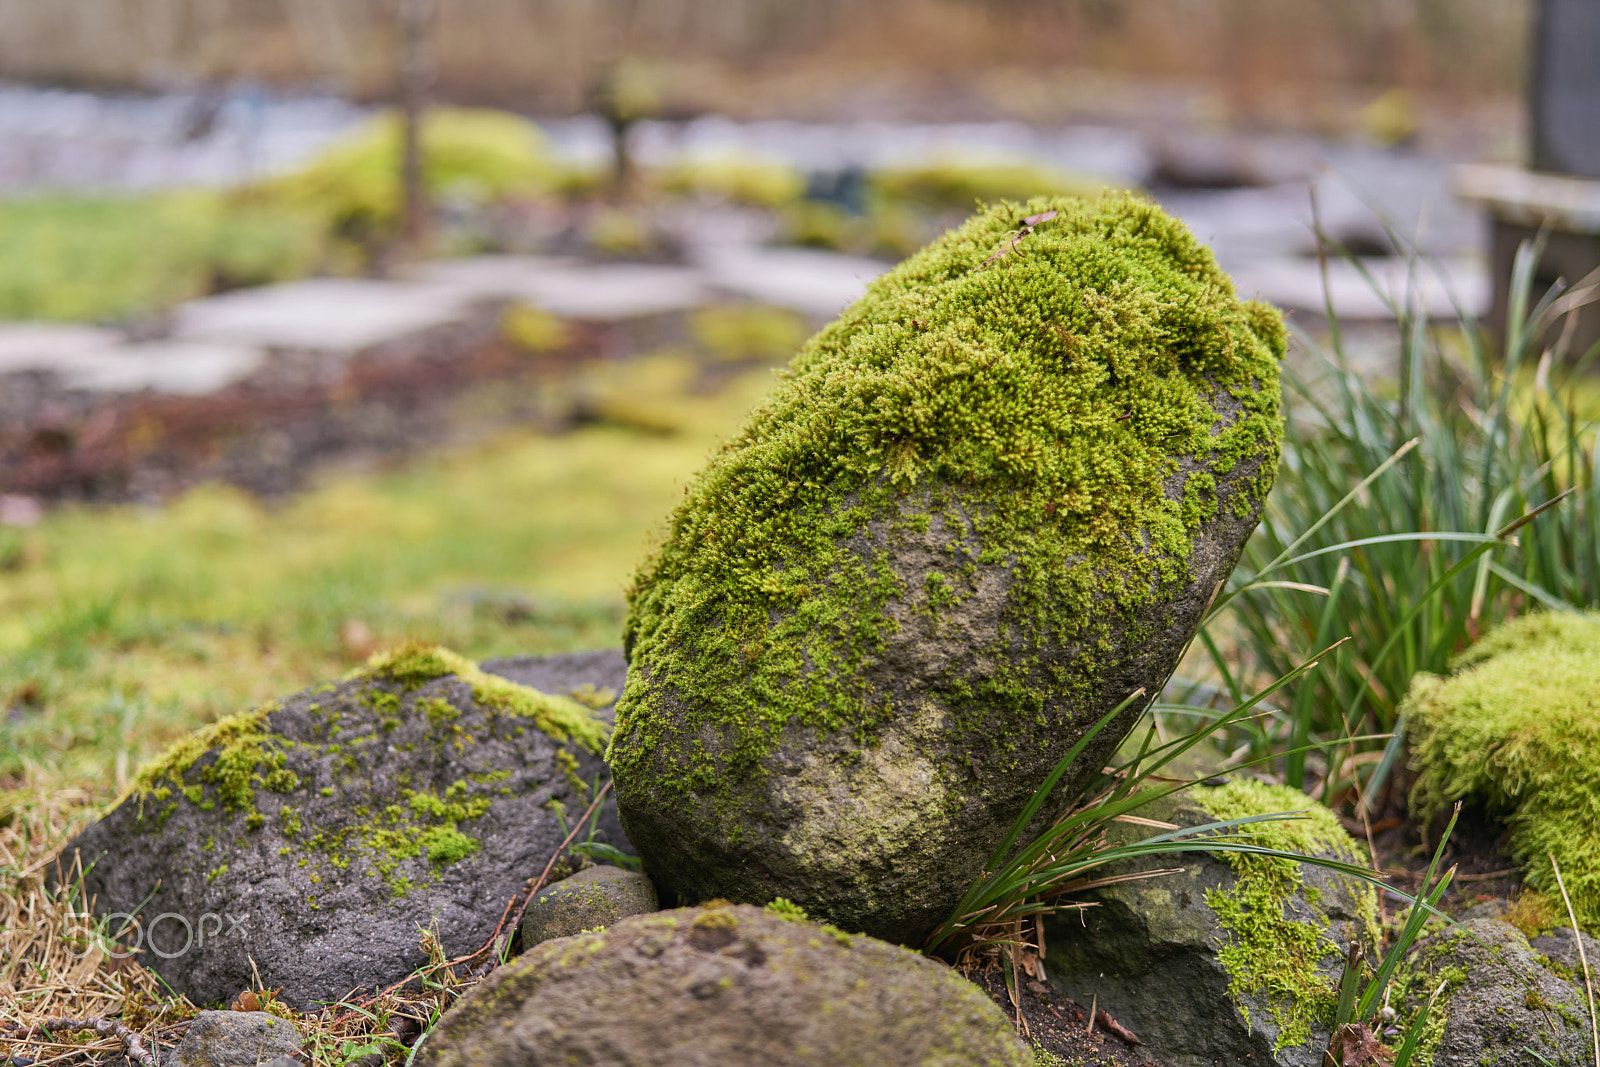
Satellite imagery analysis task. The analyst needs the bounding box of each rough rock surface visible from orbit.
[611,194,1286,944]
[417,903,1032,1067]
[1530,924,1600,980]
[1043,779,1378,1067]
[1396,917,1594,1067]
[57,647,629,1008]
[171,1010,303,1067]
[521,864,659,948]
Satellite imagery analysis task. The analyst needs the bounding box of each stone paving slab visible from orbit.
[173,277,480,353]
[0,323,124,374]
[409,256,714,321]
[691,246,890,319]
[1229,255,1489,322]
[57,340,266,396]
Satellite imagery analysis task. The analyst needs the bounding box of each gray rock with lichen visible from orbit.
[1043,779,1378,1067]
[1530,924,1600,982]
[55,648,632,1008]
[610,195,1286,946]
[417,903,1032,1067]
[171,1010,303,1066]
[1394,917,1593,1067]
[521,864,658,948]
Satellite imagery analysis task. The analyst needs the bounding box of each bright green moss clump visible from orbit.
[1194,779,1376,1051]
[611,193,1284,794]
[1407,610,1600,929]
[358,643,608,755]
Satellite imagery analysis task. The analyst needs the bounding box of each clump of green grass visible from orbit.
[1196,228,1600,804]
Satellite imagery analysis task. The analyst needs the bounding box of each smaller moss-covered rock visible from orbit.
[1390,917,1593,1067]
[521,864,659,948]
[418,904,1032,1067]
[1044,779,1378,1067]
[1405,610,1600,928]
[56,649,625,1008]
[172,1010,303,1067]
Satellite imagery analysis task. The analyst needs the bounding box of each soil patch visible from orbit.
[970,965,1168,1067]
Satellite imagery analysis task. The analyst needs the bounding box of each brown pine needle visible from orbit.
[1549,853,1598,1067]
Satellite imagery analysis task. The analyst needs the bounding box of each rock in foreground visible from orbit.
[58,647,624,1007]
[1394,917,1593,1067]
[1044,779,1377,1067]
[612,193,1286,943]
[417,902,1032,1067]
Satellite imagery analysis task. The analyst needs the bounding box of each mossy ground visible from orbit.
[1405,610,1600,930]
[1193,778,1377,1051]
[613,192,1284,809]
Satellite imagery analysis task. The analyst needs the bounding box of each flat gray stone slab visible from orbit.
[1455,162,1600,233]
[0,323,122,374]
[173,277,477,352]
[1229,255,1488,321]
[693,246,890,318]
[58,340,265,395]
[411,256,714,321]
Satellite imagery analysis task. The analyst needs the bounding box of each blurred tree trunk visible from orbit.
[398,0,434,249]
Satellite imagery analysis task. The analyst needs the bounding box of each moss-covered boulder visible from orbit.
[1405,610,1600,928]
[56,647,626,1008]
[611,194,1286,942]
[416,902,1032,1067]
[1043,779,1379,1067]
[1390,917,1594,1067]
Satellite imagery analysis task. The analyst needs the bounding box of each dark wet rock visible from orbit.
[520,864,659,948]
[56,647,627,1008]
[1043,779,1378,1067]
[1530,924,1600,981]
[1396,917,1593,1067]
[416,903,1032,1067]
[171,1011,303,1067]
[610,194,1286,946]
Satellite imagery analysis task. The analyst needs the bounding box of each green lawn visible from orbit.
[0,366,776,793]
[0,192,320,322]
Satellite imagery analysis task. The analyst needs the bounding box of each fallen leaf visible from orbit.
[1323,1022,1391,1066]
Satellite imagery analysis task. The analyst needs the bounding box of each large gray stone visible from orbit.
[610,194,1285,945]
[1396,917,1594,1067]
[171,1011,303,1067]
[57,648,629,1008]
[520,864,659,948]
[416,903,1032,1067]
[1043,779,1378,1067]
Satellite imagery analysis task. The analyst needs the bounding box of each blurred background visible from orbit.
[2,0,1593,791]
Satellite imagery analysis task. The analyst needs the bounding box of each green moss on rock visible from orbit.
[1405,611,1600,929]
[610,194,1284,938]
[1193,779,1376,1051]
[358,643,608,755]
[613,193,1282,791]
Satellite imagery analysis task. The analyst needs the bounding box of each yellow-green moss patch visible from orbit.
[1406,610,1600,929]
[1194,779,1375,1051]
[357,643,608,755]
[612,193,1284,805]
